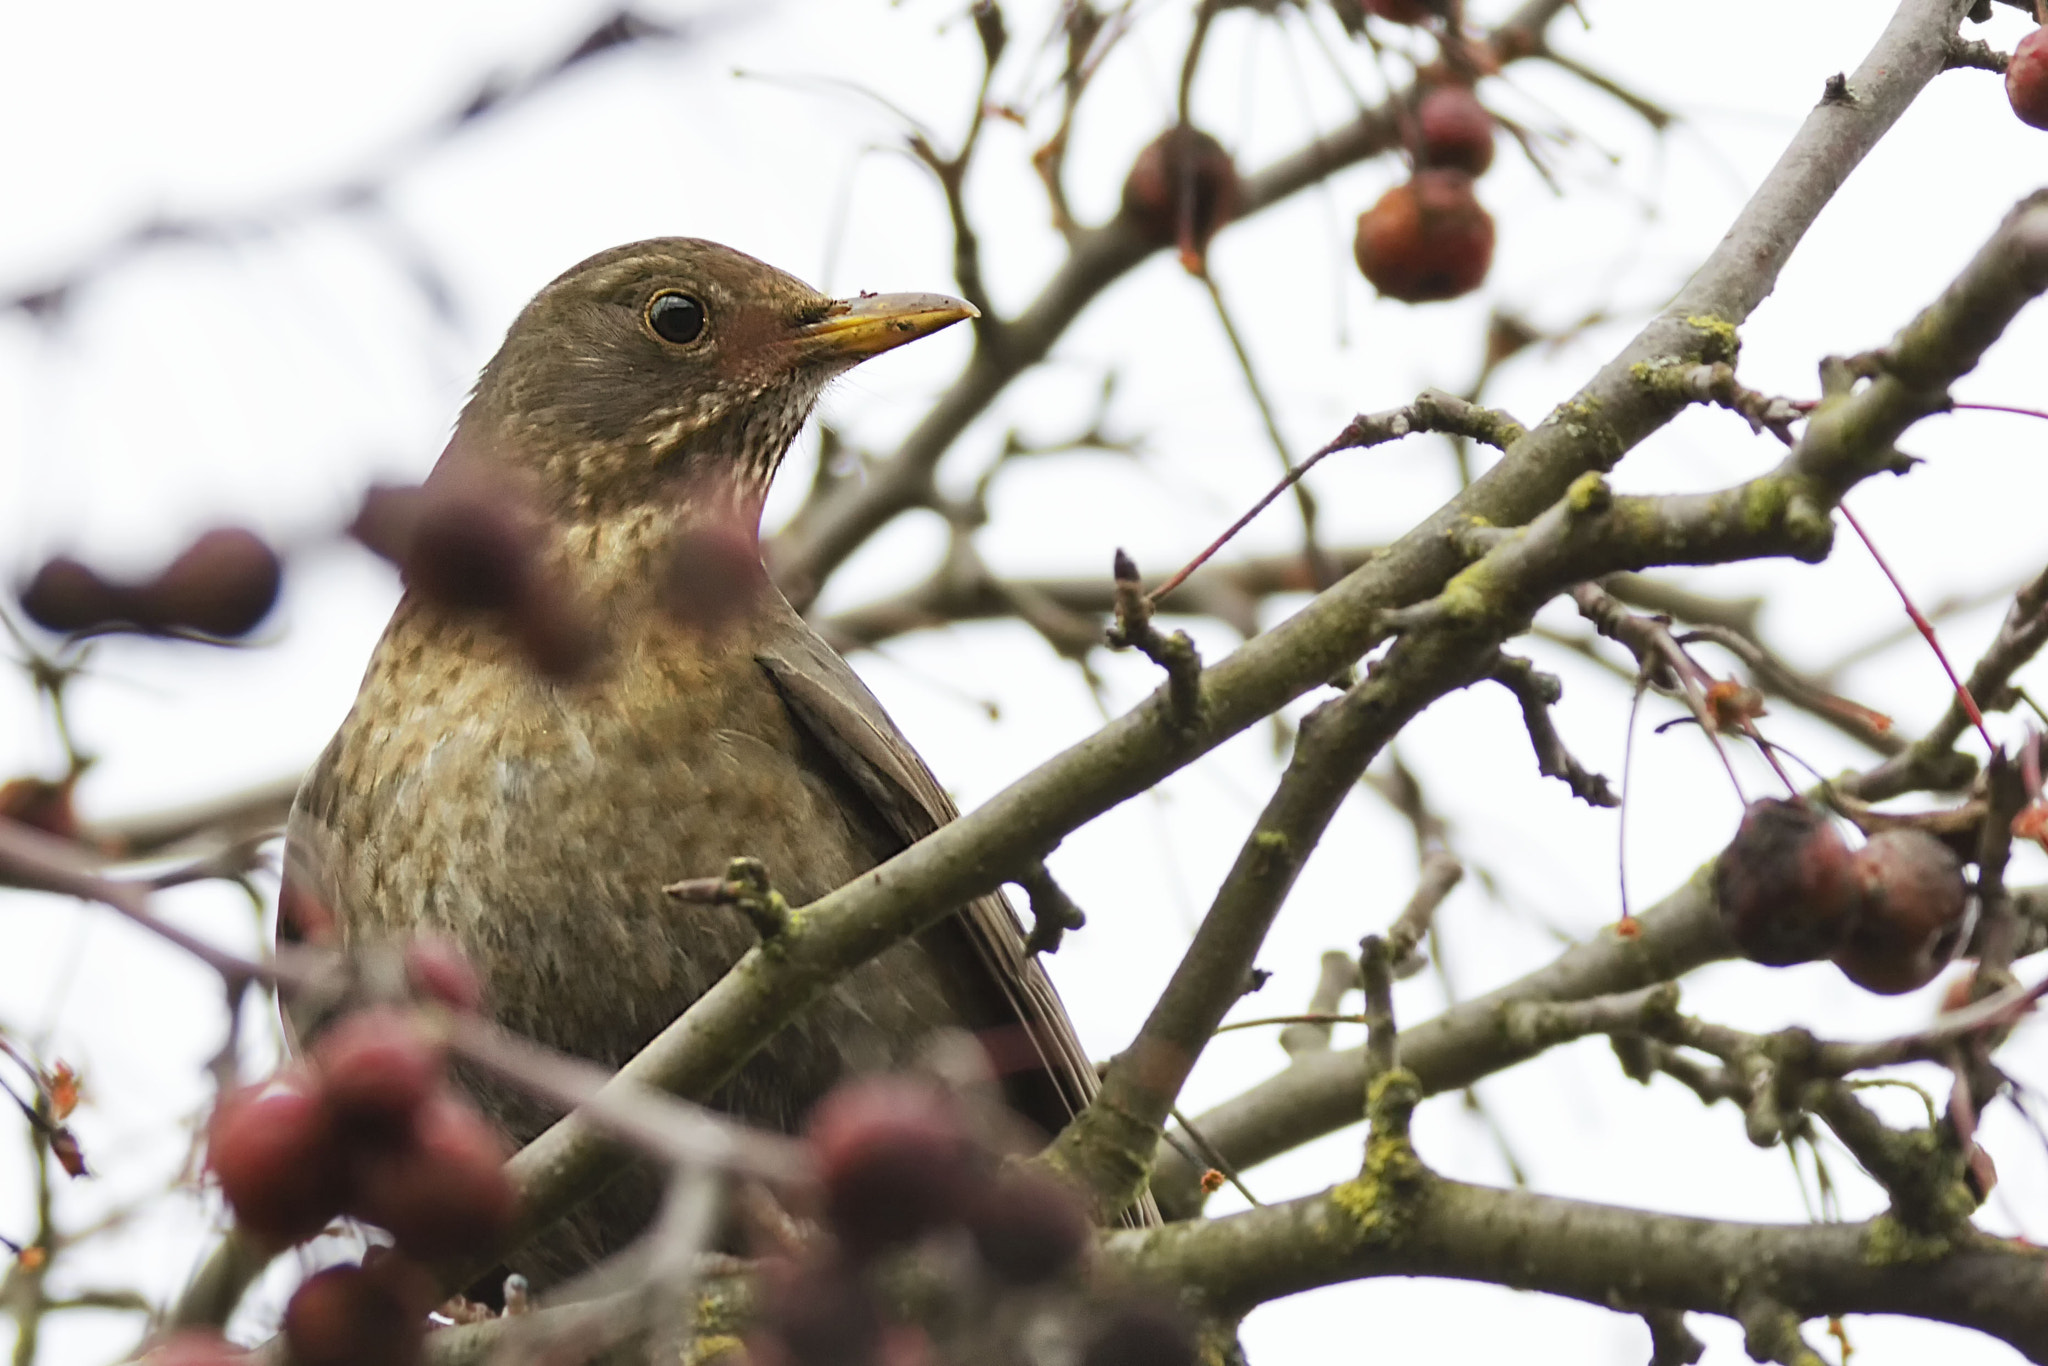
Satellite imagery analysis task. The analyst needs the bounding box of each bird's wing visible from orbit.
[758,623,1159,1225]
[755,637,1096,1119]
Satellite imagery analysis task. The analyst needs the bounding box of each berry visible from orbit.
[2008,28,2048,130]
[1082,1301,1198,1366]
[143,528,282,637]
[1121,126,1241,269]
[350,1094,514,1257]
[507,572,604,681]
[1833,828,1968,995]
[1353,170,1495,303]
[752,1256,884,1366]
[1713,799,1858,966]
[313,1008,444,1139]
[354,481,537,614]
[283,1263,427,1366]
[806,1077,976,1256]
[351,479,601,680]
[1416,84,1494,176]
[18,556,129,634]
[207,1078,347,1248]
[404,935,484,1014]
[660,522,770,636]
[968,1170,1090,1284]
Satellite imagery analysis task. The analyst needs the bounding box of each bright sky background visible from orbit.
[2,2,2047,1362]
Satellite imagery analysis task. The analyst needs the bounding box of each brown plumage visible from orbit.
[286,240,1133,1283]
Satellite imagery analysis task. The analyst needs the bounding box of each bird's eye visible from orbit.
[645,292,706,345]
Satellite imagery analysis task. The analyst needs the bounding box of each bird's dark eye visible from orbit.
[646,292,706,345]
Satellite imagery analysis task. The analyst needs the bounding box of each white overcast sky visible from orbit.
[2,2,2047,1363]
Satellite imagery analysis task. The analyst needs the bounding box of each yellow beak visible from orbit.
[796,292,978,364]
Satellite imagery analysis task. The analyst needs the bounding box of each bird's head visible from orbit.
[452,238,975,525]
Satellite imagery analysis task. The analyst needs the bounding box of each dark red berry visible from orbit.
[350,1094,514,1257]
[313,1008,444,1139]
[968,1170,1090,1284]
[1832,828,1968,996]
[2008,28,2048,130]
[1416,84,1495,176]
[143,528,282,637]
[752,1256,885,1366]
[404,935,483,1014]
[207,1078,347,1248]
[806,1077,976,1256]
[1713,798,1859,966]
[1121,126,1241,269]
[1353,170,1495,303]
[1082,1301,1198,1366]
[660,522,770,636]
[506,571,604,681]
[351,479,600,680]
[359,481,538,614]
[283,1264,426,1366]
[18,556,130,634]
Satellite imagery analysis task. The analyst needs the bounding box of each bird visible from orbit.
[282,239,1137,1286]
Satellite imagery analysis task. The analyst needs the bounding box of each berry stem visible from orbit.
[1837,502,1995,752]
[1951,400,2048,422]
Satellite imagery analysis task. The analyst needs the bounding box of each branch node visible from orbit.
[1015,861,1088,956]
[1642,1308,1706,1366]
[1491,653,1621,807]
[1279,951,1361,1057]
[1108,550,1203,726]
[1358,935,1401,1088]
[663,856,793,940]
[1737,1294,1826,1366]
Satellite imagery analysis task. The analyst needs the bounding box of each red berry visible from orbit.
[313,1008,444,1139]
[1833,829,1968,996]
[350,1094,514,1257]
[1713,799,1858,966]
[141,1329,249,1364]
[207,1078,347,1248]
[17,556,130,634]
[1416,84,1495,176]
[1083,1301,1198,1366]
[660,522,770,636]
[968,1170,1090,1284]
[806,1078,976,1256]
[507,571,604,681]
[751,1256,884,1366]
[143,528,282,637]
[2008,28,2048,130]
[1353,171,1495,303]
[404,935,483,1014]
[1121,126,1241,269]
[283,1264,426,1366]
[351,479,601,680]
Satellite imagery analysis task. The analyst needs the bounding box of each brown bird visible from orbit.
[285,239,1128,1283]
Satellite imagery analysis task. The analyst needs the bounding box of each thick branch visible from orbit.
[1108,1179,2048,1358]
